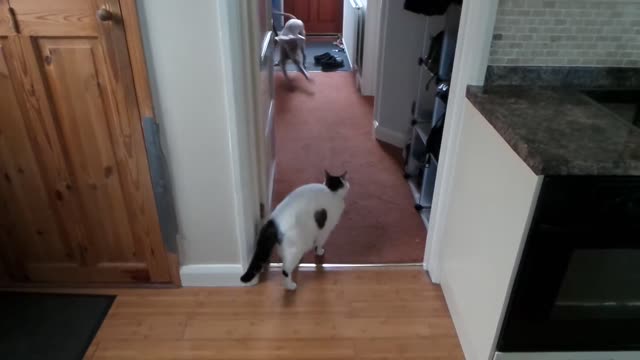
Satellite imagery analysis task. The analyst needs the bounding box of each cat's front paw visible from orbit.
[315,246,325,256]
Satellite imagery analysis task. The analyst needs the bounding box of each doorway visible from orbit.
[240,0,495,282]
[274,0,349,74]
[268,0,440,265]
[273,73,426,264]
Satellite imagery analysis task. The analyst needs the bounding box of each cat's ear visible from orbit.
[324,170,332,179]
[339,171,348,179]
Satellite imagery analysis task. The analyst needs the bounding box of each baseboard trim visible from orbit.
[373,121,406,148]
[180,264,257,287]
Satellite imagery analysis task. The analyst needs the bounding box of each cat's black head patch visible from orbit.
[324,170,347,192]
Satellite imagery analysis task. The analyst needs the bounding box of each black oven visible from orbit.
[497,176,640,353]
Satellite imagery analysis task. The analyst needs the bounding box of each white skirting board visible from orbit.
[373,121,406,148]
[180,264,258,287]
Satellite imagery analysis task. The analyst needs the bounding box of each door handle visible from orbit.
[96,7,113,22]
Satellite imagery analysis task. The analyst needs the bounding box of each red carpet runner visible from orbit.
[273,72,426,263]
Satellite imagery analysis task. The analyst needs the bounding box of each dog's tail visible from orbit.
[240,219,280,283]
[273,11,297,20]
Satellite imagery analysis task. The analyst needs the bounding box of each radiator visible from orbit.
[344,0,365,70]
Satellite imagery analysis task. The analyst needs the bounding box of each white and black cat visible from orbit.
[240,171,349,290]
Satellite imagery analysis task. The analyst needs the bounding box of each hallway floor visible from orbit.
[85,268,464,359]
[273,72,427,263]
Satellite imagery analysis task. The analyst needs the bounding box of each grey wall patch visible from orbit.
[143,117,178,253]
[314,209,327,229]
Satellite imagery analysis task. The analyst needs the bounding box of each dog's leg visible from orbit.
[301,43,307,69]
[281,57,290,81]
[293,58,310,81]
[292,38,310,80]
[301,29,307,69]
[278,43,291,81]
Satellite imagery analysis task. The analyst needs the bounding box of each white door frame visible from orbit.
[231,0,500,277]
[423,0,499,283]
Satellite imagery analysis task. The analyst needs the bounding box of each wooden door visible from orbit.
[0,0,171,284]
[284,0,343,34]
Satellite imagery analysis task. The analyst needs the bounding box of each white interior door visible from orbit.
[255,0,276,217]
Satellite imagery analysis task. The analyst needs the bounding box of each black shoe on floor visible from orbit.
[314,52,334,64]
[320,57,344,71]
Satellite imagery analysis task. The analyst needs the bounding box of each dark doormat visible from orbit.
[0,292,115,360]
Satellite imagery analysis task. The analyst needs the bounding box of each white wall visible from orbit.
[359,0,381,96]
[341,0,382,97]
[373,0,428,147]
[137,0,248,271]
[342,0,359,73]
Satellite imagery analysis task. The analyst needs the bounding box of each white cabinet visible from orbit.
[440,100,542,360]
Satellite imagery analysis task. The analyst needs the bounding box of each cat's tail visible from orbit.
[240,219,280,283]
[272,11,297,20]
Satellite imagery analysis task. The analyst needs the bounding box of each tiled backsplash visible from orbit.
[489,0,640,67]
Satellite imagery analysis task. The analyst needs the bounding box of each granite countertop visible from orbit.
[466,85,640,176]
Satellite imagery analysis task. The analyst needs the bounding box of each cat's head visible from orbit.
[324,170,350,198]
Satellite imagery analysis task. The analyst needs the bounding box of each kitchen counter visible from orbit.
[442,84,640,360]
[466,85,640,176]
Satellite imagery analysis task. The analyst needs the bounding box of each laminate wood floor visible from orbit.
[79,268,463,359]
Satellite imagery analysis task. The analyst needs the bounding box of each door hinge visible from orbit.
[259,202,265,219]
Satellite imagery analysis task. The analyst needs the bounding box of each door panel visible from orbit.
[284,0,343,34]
[9,0,98,36]
[0,37,73,281]
[0,0,170,283]
[37,38,139,264]
[318,1,340,23]
[286,0,310,22]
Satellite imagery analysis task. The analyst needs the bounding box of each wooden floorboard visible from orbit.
[80,268,464,359]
